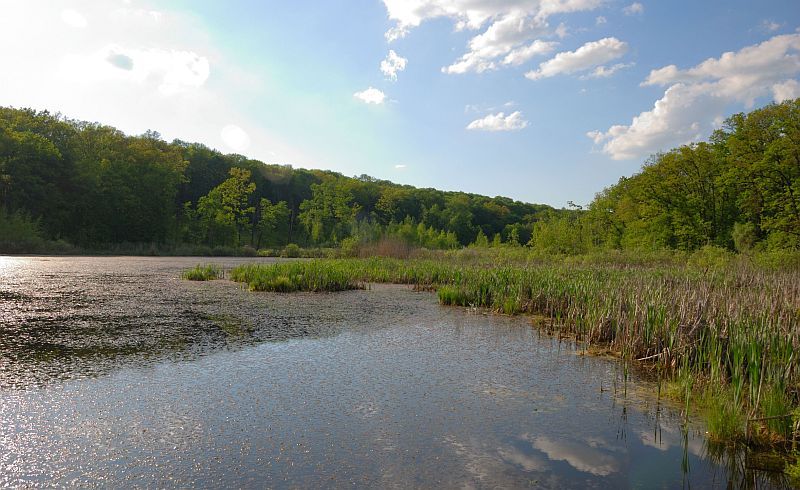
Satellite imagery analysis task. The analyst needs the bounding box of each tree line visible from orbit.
[0,106,555,251]
[1,100,798,254]
[532,99,800,253]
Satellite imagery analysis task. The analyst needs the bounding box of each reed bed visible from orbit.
[182,264,222,281]
[223,257,799,446]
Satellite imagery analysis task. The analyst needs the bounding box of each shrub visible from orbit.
[281,243,301,258]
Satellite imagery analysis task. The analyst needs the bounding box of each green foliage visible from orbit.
[230,261,363,292]
[197,168,256,247]
[580,100,800,253]
[732,222,757,253]
[2,101,798,256]
[703,389,746,443]
[281,243,301,258]
[0,207,43,252]
[687,245,734,271]
[787,457,800,488]
[472,229,489,247]
[338,236,360,257]
[256,198,290,248]
[299,179,358,243]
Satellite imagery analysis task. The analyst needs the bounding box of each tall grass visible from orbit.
[182,264,222,281]
[224,255,799,447]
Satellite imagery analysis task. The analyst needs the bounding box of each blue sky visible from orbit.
[1,1,799,207]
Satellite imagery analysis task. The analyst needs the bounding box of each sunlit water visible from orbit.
[0,257,788,488]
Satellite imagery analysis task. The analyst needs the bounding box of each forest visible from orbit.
[1,99,798,254]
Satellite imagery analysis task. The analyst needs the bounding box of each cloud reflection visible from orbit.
[532,436,620,476]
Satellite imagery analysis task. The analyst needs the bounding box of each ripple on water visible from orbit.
[0,256,789,488]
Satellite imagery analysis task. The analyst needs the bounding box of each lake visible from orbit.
[0,256,786,487]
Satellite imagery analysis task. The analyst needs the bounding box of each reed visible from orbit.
[221,255,799,447]
[181,264,222,281]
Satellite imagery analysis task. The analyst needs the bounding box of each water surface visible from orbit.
[0,256,787,487]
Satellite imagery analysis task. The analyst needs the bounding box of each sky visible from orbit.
[1,1,799,207]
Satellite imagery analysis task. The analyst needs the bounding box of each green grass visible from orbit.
[230,261,364,292]
[188,253,800,447]
[182,264,222,281]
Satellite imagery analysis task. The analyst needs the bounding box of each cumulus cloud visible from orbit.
[382,0,603,74]
[532,437,619,477]
[525,37,628,80]
[622,2,644,15]
[502,40,558,67]
[380,50,407,80]
[61,8,88,28]
[467,111,528,131]
[589,33,800,160]
[353,87,387,104]
[582,62,634,79]
[773,79,800,101]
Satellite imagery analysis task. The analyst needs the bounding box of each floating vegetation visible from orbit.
[219,256,800,448]
[181,264,222,281]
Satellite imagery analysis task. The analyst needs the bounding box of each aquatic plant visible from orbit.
[220,254,800,447]
[181,264,222,281]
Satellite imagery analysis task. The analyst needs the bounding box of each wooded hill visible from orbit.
[1,99,798,253]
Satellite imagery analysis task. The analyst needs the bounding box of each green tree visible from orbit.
[197,167,256,246]
[299,179,359,243]
[256,198,290,248]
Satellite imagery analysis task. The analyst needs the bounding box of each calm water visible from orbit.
[0,256,788,488]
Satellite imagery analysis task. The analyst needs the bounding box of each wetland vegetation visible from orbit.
[192,247,800,475]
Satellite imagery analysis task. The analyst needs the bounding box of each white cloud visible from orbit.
[502,40,558,67]
[0,1,313,169]
[596,16,607,25]
[760,20,781,33]
[622,2,644,15]
[220,124,251,153]
[532,437,619,477]
[467,111,528,131]
[525,37,628,80]
[380,50,408,80]
[394,164,407,169]
[590,34,800,160]
[582,62,634,79]
[353,87,387,104]
[382,0,604,74]
[61,8,88,28]
[61,45,210,96]
[773,79,800,101]
[555,22,568,39]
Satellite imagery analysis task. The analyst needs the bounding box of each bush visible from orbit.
[0,208,44,253]
[339,237,360,258]
[687,245,734,271]
[281,243,301,258]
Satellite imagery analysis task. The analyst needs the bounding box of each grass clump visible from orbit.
[704,390,747,444]
[230,261,363,292]
[182,264,221,281]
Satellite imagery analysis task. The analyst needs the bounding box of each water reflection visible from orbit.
[531,436,620,476]
[0,256,791,488]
